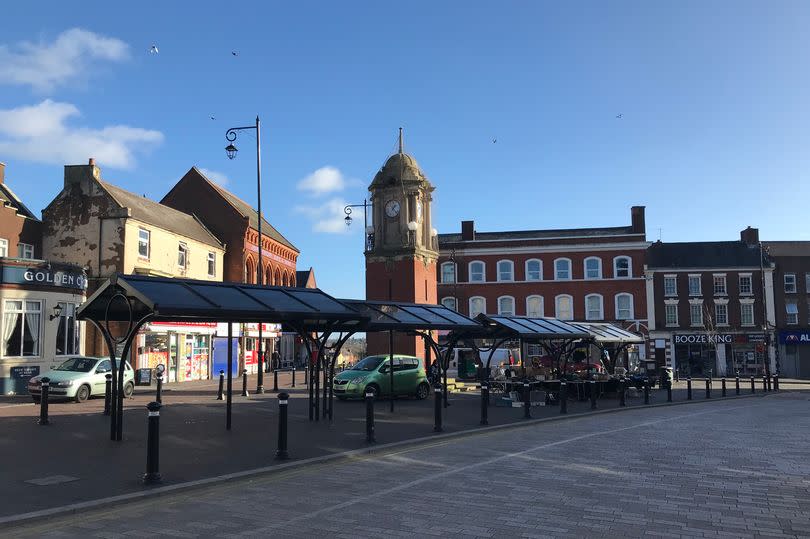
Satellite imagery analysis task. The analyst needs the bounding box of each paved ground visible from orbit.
[6,391,810,538]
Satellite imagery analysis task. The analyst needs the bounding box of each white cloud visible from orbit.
[0,28,129,92]
[198,168,229,186]
[294,198,352,234]
[0,100,163,169]
[297,166,348,196]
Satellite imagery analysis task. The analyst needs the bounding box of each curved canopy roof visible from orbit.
[475,314,590,341]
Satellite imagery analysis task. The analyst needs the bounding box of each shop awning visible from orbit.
[340,299,484,332]
[474,314,590,341]
[568,322,645,344]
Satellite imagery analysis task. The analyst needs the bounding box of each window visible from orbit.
[469,261,485,282]
[615,293,633,320]
[18,243,34,259]
[665,304,678,326]
[715,303,728,325]
[786,301,799,325]
[497,296,515,316]
[806,273,810,294]
[440,262,456,284]
[739,275,752,295]
[55,303,80,355]
[613,256,631,278]
[525,259,542,281]
[207,252,216,277]
[177,243,187,268]
[555,295,573,320]
[469,297,485,318]
[138,229,150,259]
[585,294,604,320]
[664,276,677,296]
[713,275,727,295]
[0,238,7,257]
[554,258,571,280]
[690,304,703,326]
[497,260,514,282]
[584,257,602,279]
[785,273,797,293]
[688,275,702,296]
[3,300,41,357]
[741,303,754,326]
[441,297,457,311]
[526,295,543,318]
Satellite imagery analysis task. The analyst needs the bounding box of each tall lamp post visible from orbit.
[344,200,373,251]
[226,116,266,393]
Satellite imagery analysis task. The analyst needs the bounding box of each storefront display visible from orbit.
[135,322,216,383]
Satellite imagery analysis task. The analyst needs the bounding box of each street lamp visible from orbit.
[344,200,372,251]
[225,116,266,393]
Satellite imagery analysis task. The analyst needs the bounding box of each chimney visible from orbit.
[0,162,5,185]
[741,226,759,246]
[631,206,646,235]
[64,157,101,188]
[461,220,475,241]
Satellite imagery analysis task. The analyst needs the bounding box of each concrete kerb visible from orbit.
[0,389,775,528]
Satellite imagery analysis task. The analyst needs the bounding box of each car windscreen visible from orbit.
[351,356,385,371]
[55,358,97,372]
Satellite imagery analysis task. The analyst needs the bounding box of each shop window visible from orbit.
[497,260,514,282]
[665,304,678,326]
[690,304,703,326]
[497,296,515,316]
[739,275,753,295]
[713,275,727,295]
[664,276,677,296]
[469,297,485,318]
[688,275,702,296]
[18,243,34,260]
[584,257,602,279]
[585,294,603,320]
[469,261,485,282]
[741,303,754,326]
[715,303,728,325]
[138,229,150,259]
[785,273,797,293]
[178,243,188,268]
[3,300,41,357]
[525,259,542,281]
[613,256,631,278]
[0,238,8,257]
[441,297,457,311]
[615,294,633,320]
[55,303,80,356]
[555,295,573,320]
[554,258,571,280]
[786,301,799,325]
[207,252,216,277]
[526,295,543,318]
[440,262,456,283]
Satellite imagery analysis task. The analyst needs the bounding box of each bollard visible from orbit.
[750,376,755,393]
[643,379,650,405]
[241,369,249,397]
[434,384,443,432]
[687,377,692,400]
[292,367,296,388]
[273,369,279,392]
[721,378,726,397]
[143,401,162,484]
[155,374,163,404]
[560,382,568,414]
[39,377,51,426]
[774,375,779,391]
[276,392,289,459]
[523,380,531,419]
[365,390,376,443]
[304,366,308,387]
[705,378,711,399]
[766,375,772,392]
[480,382,489,425]
[735,376,740,395]
[104,373,112,415]
[762,376,767,391]
[619,378,626,407]
[590,380,597,410]
[216,370,225,400]
[666,382,672,403]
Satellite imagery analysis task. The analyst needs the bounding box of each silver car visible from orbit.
[28,356,135,403]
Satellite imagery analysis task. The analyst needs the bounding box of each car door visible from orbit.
[92,360,112,395]
[394,358,418,393]
[377,359,392,395]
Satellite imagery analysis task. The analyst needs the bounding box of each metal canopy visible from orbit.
[475,314,590,341]
[341,299,483,332]
[77,273,367,330]
[569,322,644,344]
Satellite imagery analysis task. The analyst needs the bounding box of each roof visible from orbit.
[646,241,766,269]
[568,322,644,344]
[762,241,810,257]
[193,167,298,251]
[0,181,38,220]
[370,152,432,189]
[475,314,590,341]
[341,300,483,332]
[98,180,222,249]
[295,267,316,289]
[439,225,637,244]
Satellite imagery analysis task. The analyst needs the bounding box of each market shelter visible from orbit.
[568,322,645,375]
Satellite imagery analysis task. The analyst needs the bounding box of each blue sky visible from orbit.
[1,1,809,300]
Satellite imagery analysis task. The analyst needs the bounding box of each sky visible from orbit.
[1,1,809,300]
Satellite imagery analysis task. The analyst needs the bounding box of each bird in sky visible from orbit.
[210,115,216,120]
[492,138,497,143]
[231,51,239,56]
[149,44,159,54]
[615,113,623,119]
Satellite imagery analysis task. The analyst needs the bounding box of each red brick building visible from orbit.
[0,163,42,259]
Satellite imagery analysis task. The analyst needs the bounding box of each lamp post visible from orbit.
[344,200,372,251]
[226,116,265,393]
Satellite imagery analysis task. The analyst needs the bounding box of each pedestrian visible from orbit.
[272,350,280,371]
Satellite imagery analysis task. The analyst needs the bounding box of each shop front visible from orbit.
[779,330,810,379]
[243,323,281,374]
[672,332,766,377]
[135,322,217,383]
[0,260,87,395]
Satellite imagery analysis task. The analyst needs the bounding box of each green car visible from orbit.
[333,355,430,400]
[28,356,135,403]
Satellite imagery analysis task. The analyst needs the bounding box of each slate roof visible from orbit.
[98,181,223,249]
[646,241,766,269]
[762,241,810,257]
[0,182,38,220]
[439,225,637,244]
[295,268,316,289]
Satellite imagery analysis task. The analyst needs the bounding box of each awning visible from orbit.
[340,299,483,332]
[474,314,590,341]
[568,322,645,345]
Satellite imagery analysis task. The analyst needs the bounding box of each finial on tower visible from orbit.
[398,127,403,154]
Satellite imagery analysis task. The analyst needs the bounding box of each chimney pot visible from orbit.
[88,158,95,166]
[630,206,646,237]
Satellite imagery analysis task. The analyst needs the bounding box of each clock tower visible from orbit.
[365,130,438,357]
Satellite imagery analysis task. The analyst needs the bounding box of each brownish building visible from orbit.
[0,163,42,259]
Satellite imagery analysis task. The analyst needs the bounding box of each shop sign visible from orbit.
[746,333,766,343]
[673,334,733,344]
[780,330,810,345]
[1,265,87,290]
[10,365,39,379]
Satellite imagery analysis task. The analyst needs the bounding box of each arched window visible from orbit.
[441,297,457,311]
[584,257,602,279]
[497,260,514,282]
[469,296,486,318]
[526,295,543,318]
[614,256,632,278]
[264,265,271,285]
[525,259,542,281]
[440,262,456,284]
[468,261,485,282]
[555,295,573,320]
[245,257,256,284]
[585,293,604,320]
[497,296,515,316]
[615,293,634,320]
[274,268,281,287]
[554,258,572,280]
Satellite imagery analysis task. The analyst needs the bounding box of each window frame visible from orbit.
[138,228,151,260]
[613,256,631,279]
[0,238,8,257]
[713,274,727,296]
[665,304,678,326]
[615,293,634,320]
[468,296,486,318]
[715,303,729,326]
[525,259,542,281]
[688,275,702,296]
[554,258,572,281]
[555,294,573,320]
[17,243,34,260]
[785,273,797,294]
[738,274,753,296]
[805,273,810,294]
[786,301,799,325]
[740,302,755,327]
[177,242,188,269]
[497,295,515,316]
[584,257,602,280]
[496,260,514,282]
[690,303,704,327]
[441,297,457,312]
[440,262,456,284]
[468,261,485,283]
[2,299,42,357]
[207,252,216,277]
[585,293,604,321]
[55,302,80,356]
[525,295,543,318]
[663,275,677,297]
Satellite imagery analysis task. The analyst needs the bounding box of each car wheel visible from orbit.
[416,382,430,400]
[75,384,91,403]
[124,382,135,398]
[364,384,380,399]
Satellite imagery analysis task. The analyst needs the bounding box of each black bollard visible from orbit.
[666,382,672,403]
[560,382,568,414]
[705,378,711,399]
[104,373,112,415]
[292,367,296,388]
[480,382,489,425]
[273,369,279,392]
[766,375,772,392]
[762,376,767,391]
[304,366,308,387]
[275,392,289,459]
[241,369,249,397]
[619,378,626,407]
[216,370,225,400]
[143,401,162,484]
[750,376,755,393]
[643,379,650,405]
[38,377,50,426]
[774,375,779,391]
[721,378,726,397]
[687,377,692,400]
[155,374,163,404]
[523,380,531,419]
[735,376,740,395]
[590,380,597,410]
[365,390,376,443]
[434,384,443,432]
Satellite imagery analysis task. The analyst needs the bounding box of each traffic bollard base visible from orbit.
[142,472,162,484]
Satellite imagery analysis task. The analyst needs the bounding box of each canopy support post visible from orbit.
[389,330,395,413]
[227,322,233,430]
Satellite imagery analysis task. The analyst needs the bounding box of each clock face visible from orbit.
[385,200,400,218]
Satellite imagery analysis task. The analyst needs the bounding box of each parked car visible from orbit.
[28,356,135,403]
[332,354,430,400]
